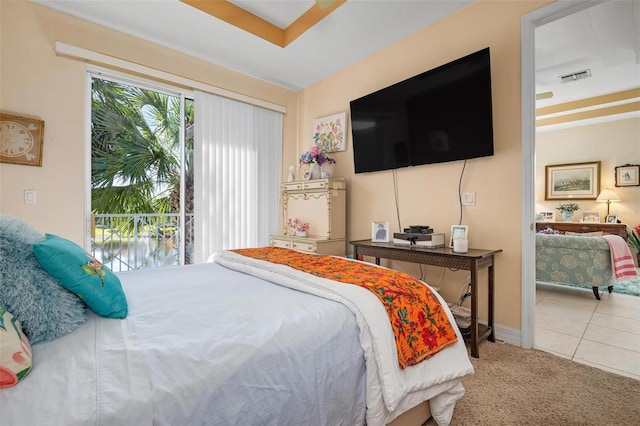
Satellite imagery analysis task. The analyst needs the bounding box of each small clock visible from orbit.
[302,171,312,181]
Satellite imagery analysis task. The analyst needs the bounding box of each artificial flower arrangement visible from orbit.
[287,218,309,236]
[299,145,336,167]
[556,202,580,212]
[538,227,561,235]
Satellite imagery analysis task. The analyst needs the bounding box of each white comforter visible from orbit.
[1,251,472,426]
[1,262,367,425]
[213,250,474,425]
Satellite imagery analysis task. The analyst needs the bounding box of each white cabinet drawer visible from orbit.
[270,237,292,249]
[291,240,317,253]
[282,182,304,191]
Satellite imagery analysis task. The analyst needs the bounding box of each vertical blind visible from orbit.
[194,91,283,262]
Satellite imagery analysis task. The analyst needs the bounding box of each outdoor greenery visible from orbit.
[91,78,194,217]
[90,78,195,266]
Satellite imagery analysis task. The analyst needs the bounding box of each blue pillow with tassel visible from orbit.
[33,234,128,318]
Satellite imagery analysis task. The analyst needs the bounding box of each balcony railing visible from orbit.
[91,213,194,272]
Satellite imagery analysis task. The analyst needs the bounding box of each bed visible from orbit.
[0,245,473,425]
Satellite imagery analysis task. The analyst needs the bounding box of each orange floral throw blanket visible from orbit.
[231,247,458,368]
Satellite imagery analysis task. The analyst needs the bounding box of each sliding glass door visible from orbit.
[88,72,194,271]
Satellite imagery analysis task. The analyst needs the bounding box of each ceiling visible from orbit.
[535,0,640,107]
[31,0,472,91]
[32,0,640,104]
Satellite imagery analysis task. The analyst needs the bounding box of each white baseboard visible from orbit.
[493,323,524,348]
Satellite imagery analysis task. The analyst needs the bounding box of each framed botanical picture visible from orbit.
[614,164,639,187]
[313,112,347,152]
[372,221,390,243]
[449,225,468,248]
[582,211,600,223]
[605,214,618,224]
[0,113,45,166]
[545,161,600,200]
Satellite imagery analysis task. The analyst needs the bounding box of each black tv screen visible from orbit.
[350,48,494,173]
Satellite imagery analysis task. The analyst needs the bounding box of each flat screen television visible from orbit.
[350,47,494,174]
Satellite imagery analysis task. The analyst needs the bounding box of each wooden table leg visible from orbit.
[488,260,495,342]
[470,261,479,358]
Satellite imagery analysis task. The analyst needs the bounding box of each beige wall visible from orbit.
[536,117,640,226]
[297,0,552,332]
[0,0,298,242]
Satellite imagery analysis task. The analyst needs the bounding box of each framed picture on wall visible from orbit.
[313,112,347,152]
[545,161,601,200]
[614,164,640,187]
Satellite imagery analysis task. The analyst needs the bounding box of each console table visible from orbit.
[350,240,502,358]
[535,221,627,240]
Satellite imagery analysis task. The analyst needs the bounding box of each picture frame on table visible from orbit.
[582,211,600,223]
[614,164,639,187]
[545,161,601,200]
[449,225,468,248]
[372,221,390,243]
[605,214,618,224]
[0,113,45,167]
[536,211,555,222]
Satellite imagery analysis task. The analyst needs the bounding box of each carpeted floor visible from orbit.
[424,341,640,425]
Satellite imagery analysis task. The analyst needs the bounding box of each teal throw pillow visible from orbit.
[33,234,128,318]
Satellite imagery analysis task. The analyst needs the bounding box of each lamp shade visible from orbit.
[596,189,621,203]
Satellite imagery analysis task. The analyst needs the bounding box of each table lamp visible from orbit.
[596,189,621,215]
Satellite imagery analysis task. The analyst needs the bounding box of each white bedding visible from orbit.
[1,262,366,425]
[213,250,474,425]
[1,250,473,426]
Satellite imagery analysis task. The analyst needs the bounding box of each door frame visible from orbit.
[520,0,606,348]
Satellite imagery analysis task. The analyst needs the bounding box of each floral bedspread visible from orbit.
[231,247,458,368]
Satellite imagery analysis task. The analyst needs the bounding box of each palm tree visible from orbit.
[91,78,194,263]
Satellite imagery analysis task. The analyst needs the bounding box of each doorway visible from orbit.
[521,0,609,348]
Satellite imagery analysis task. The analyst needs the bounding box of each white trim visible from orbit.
[493,323,521,347]
[55,41,287,114]
[84,70,93,250]
[520,0,606,350]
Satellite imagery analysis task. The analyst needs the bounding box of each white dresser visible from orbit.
[270,178,346,255]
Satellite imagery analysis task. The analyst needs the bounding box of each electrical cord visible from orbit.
[393,169,402,231]
[457,160,467,226]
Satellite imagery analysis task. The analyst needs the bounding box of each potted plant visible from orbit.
[628,224,640,266]
[556,202,580,222]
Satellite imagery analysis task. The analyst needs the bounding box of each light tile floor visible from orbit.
[535,280,640,381]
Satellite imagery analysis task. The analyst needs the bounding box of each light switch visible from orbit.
[461,192,475,206]
[24,190,37,204]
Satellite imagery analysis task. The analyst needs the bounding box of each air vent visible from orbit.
[559,69,591,83]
